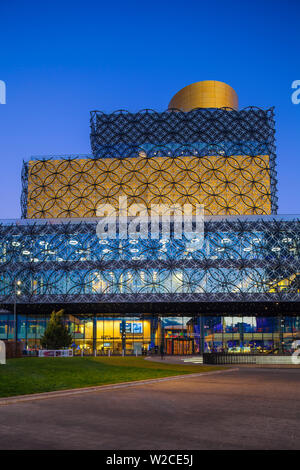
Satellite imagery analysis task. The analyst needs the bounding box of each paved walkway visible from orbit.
[145,355,204,364]
[146,355,300,368]
[1,368,300,449]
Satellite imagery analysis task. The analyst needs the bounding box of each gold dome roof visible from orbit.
[168,80,238,111]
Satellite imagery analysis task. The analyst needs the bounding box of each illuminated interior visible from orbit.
[1,314,299,355]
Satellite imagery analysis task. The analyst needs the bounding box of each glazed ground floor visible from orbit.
[1,312,300,355]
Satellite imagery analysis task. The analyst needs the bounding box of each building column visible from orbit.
[278,315,284,354]
[92,316,97,353]
[198,316,205,355]
[121,319,126,354]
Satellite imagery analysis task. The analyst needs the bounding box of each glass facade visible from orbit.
[1,216,300,303]
[2,313,300,355]
[1,215,300,356]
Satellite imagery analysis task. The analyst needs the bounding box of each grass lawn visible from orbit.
[0,357,223,398]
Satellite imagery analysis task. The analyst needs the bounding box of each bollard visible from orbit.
[94,349,97,357]
[81,348,83,357]
[0,340,6,365]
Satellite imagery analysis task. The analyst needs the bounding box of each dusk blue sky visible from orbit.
[0,0,299,218]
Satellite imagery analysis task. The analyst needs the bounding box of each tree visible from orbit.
[40,309,73,350]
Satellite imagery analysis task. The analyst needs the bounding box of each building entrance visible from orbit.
[165,338,194,355]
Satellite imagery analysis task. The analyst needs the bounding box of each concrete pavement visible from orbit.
[0,368,300,449]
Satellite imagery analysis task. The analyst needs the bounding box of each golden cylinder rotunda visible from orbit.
[168,80,238,111]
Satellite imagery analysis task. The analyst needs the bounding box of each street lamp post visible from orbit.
[13,280,21,343]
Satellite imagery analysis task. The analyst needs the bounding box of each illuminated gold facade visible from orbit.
[26,153,272,218]
[168,80,238,111]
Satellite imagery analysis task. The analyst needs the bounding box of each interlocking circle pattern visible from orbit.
[22,107,278,218]
[24,152,272,219]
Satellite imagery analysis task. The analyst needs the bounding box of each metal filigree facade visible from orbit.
[7,104,296,316]
[21,107,278,219]
[1,216,300,309]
